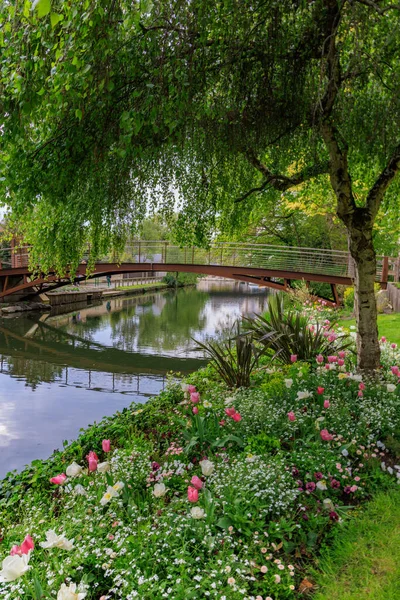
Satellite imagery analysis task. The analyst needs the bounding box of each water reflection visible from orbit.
[0,281,269,475]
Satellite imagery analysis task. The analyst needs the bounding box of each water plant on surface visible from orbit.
[244,294,353,365]
[194,321,260,388]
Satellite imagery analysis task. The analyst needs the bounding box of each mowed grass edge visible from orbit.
[312,486,400,600]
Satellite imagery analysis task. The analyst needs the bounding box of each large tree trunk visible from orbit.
[347,221,380,371]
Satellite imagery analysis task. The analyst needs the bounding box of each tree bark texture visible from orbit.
[347,220,380,371]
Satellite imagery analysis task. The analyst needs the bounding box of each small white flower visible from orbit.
[387,384,396,393]
[203,400,212,408]
[153,483,167,498]
[341,448,349,457]
[284,378,293,388]
[316,480,327,491]
[387,467,394,475]
[100,486,119,506]
[190,507,205,519]
[40,530,74,551]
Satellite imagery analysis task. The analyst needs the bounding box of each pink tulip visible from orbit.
[191,475,203,490]
[10,545,21,556]
[317,387,324,395]
[323,399,330,409]
[287,411,296,422]
[192,406,199,415]
[391,366,400,376]
[391,343,397,349]
[380,336,387,343]
[20,535,34,554]
[290,354,298,363]
[359,382,365,391]
[187,385,197,394]
[316,354,324,364]
[325,364,330,370]
[87,450,98,472]
[320,429,334,441]
[50,473,67,485]
[328,334,337,342]
[225,407,236,417]
[327,355,337,363]
[337,359,345,366]
[219,420,226,426]
[190,392,200,404]
[102,439,111,453]
[358,390,363,397]
[338,351,346,359]
[232,412,242,422]
[187,486,199,502]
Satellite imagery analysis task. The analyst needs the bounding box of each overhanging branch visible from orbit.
[235,150,330,203]
[366,142,400,219]
[354,0,400,14]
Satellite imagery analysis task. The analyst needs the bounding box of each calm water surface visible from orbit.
[0,281,269,476]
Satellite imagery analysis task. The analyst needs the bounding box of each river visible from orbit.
[0,280,269,477]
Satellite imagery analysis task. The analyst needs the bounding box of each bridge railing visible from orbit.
[93,241,351,278]
[1,240,398,282]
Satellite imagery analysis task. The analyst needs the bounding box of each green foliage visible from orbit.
[343,286,355,311]
[194,321,260,388]
[244,294,353,365]
[162,271,199,287]
[1,1,399,268]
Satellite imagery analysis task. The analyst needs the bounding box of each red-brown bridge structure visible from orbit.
[0,240,398,305]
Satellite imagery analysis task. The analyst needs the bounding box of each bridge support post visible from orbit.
[331,283,340,306]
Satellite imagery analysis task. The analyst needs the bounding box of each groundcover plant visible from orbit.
[0,310,399,599]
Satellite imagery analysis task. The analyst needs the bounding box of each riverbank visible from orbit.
[0,312,399,598]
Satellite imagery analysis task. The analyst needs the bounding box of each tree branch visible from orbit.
[366,142,400,219]
[235,149,330,203]
[354,0,400,14]
[321,121,356,226]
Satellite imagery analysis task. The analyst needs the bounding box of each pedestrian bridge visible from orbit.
[0,241,397,304]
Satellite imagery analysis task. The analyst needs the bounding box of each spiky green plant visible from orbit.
[193,321,260,388]
[243,294,353,365]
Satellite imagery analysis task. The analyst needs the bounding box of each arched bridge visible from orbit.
[0,241,397,305]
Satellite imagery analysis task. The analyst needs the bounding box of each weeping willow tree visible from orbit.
[1,0,400,369]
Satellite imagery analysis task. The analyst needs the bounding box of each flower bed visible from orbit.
[0,338,399,598]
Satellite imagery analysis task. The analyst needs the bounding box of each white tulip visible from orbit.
[66,462,83,478]
[297,391,312,400]
[0,553,31,582]
[97,461,110,473]
[323,498,334,511]
[387,384,396,393]
[153,483,167,498]
[74,484,86,496]
[57,582,87,600]
[181,383,189,392]
[284,378,293,388]
[190,507,205,519]
[40,530,74,551]
[199,459,214,476]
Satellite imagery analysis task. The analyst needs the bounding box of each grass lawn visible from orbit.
[339,313,400,345]
[313,487,400,600]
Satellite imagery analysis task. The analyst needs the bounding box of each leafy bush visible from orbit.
[343,286,354,310]
[244,294,353,365]
[194,321,260,388]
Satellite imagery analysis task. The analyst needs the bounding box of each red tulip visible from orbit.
[317,387,324,395]
[225,407,236,417]
[50,473,67,485]
[232,412,242,422]
[290,354,298,363]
